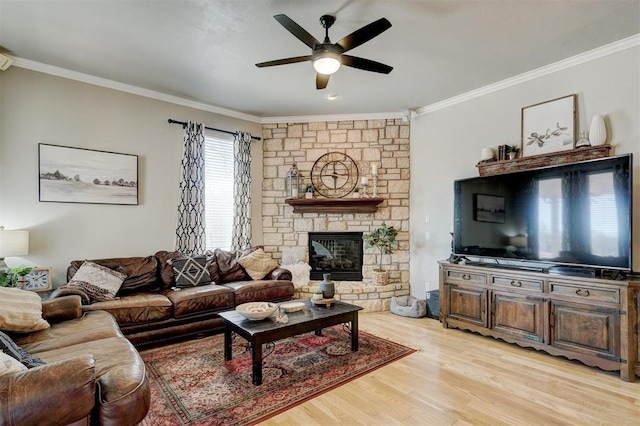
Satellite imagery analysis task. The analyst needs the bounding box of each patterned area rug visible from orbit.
[140,326,414,425]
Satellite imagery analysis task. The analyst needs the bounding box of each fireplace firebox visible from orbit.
[308,232,363,281]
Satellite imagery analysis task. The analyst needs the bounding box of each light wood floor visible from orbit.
[259,311,640,426]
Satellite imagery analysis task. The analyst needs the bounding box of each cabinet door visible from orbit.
[446,284,487,327]
[491,292,546,343]
[550,301,620,361]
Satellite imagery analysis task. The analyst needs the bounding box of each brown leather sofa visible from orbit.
[50,248,294,347]
[0,295,150,426]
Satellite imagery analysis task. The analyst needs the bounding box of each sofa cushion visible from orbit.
[68,256,160,294]
[221,280,295,305]
[161,284,235,317]
[0,331,46,368]
[214,246,261,283]
[14,310,123,354]
[169,255,212,288]
[238,248,279,280]
[0,352,27,375]
[82,294,173,326]
[0,287,50,333]
[66,261,126,302]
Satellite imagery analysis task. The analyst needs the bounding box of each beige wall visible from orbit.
[0,68,262,287]
[410,46,640,298]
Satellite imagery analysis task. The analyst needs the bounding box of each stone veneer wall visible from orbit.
[261,119,410,312]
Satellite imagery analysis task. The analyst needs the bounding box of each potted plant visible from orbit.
[507,145,520,160]
[352,187,360,198]
[304,185,314,199]
[0,265,33,288]
[363,223,399,285]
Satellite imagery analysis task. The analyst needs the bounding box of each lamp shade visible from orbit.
[0,229,29,257]
[313,53,341,75]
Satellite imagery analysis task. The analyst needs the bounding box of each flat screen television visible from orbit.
[453,154,633,271]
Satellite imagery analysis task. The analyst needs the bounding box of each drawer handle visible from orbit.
[510,280,522,287]
[576,289,590,297]
[462,274,471,280]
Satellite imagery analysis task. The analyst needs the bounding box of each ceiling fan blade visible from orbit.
[335,18,391,53]
[274,14,320,49]
[256,55,312,68]
[316,73,330,90]
[342,55,393,74]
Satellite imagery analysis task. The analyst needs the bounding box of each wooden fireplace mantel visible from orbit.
[284,197,384,214]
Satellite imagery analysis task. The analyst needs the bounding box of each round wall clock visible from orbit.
[311,152,359,198]
[23,267,53,292]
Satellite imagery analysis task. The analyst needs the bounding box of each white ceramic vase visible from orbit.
[589,115,607,146]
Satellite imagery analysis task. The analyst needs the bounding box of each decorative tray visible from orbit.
[311,297,336,307]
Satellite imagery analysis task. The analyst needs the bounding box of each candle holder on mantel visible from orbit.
[361,182,368,198]
[372,175,378,197]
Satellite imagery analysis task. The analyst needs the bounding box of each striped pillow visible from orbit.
[0,287,50,333]
[66,261,126,302]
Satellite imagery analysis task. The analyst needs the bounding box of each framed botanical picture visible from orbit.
[521,94,576,157]
[23,267,53,292]
[474,194,505,223]
[39,144,138,205]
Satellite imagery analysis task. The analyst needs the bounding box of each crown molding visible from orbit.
[11,57,263,123]
[260,111,405,124]
[416,33,640,116]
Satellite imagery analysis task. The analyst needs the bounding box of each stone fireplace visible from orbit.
[309,232,363,281]
[260,119,411,312]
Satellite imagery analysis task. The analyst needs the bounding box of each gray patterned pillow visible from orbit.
[0,330,46,368]
[66,261,127,302]
[170,256,212,288]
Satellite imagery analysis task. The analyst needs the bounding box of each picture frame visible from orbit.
[474,194,505,223]
[22,267,53,292]
[39,144,138,205]
[521,94,576,157]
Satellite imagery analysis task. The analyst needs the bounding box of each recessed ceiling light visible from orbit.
[324,93,340,101]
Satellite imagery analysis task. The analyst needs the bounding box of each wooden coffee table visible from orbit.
[219,299,363,385]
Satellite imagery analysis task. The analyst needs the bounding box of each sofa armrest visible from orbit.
[0,355,96,426]
[42,295,83,322]
[50,286,91,305]
[266,267,292,281]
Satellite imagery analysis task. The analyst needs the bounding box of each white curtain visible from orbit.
[231,131,252,250]
[175,121,207,253]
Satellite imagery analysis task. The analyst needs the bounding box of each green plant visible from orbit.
[363,223,399,272]
[304,185,314,193]
[508,145,520,153]
[353,187,360,193]
[0,266,33,287]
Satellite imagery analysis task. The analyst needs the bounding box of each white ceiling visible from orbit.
[1,1,639,120]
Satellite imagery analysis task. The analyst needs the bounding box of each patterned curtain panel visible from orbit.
[175,121,207,254]
[231,131,252,250]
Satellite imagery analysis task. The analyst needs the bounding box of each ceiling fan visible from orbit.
[256,14,393,89]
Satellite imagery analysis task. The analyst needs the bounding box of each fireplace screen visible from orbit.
[308,232,363,281]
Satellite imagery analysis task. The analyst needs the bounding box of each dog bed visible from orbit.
[390,295,426,318]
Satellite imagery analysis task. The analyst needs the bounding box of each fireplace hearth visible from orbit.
[308,232,363,281]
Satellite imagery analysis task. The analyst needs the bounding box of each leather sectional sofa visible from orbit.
[1,295,150,426]
[50,247,295,347]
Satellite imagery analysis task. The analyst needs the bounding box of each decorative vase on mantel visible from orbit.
[589,115,607,146]
[319,273,335,298]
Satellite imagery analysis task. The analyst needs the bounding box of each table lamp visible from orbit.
[0,227,29,274]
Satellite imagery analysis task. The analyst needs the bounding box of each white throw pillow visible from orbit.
[0,287,50,333]
[0,352,27,376]
[66,261,127,302]
[238,248,279,280]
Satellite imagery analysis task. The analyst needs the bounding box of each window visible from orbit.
[203,131,234,250]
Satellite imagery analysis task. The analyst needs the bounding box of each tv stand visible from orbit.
[439,260,640,381]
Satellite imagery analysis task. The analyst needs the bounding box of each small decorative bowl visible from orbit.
[280,301,305,313]
[236,302,276,320]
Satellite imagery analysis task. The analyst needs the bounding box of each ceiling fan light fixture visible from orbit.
[313,51,341,75]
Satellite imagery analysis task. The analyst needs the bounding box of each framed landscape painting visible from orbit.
[521,94,576,157]
[39,144,138,205]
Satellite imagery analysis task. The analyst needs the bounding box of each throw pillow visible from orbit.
[0,352,27,376]
[65,261,127,302]
[238,248,279,280]
[214,246,261,283]
[169,256,212,288]
[0,330,46,368]
[0,287,50,333]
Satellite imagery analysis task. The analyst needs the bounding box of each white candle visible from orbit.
[371,164,378,176]
[361,176,368,185]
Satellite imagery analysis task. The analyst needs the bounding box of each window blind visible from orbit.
[204,132,234,250]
